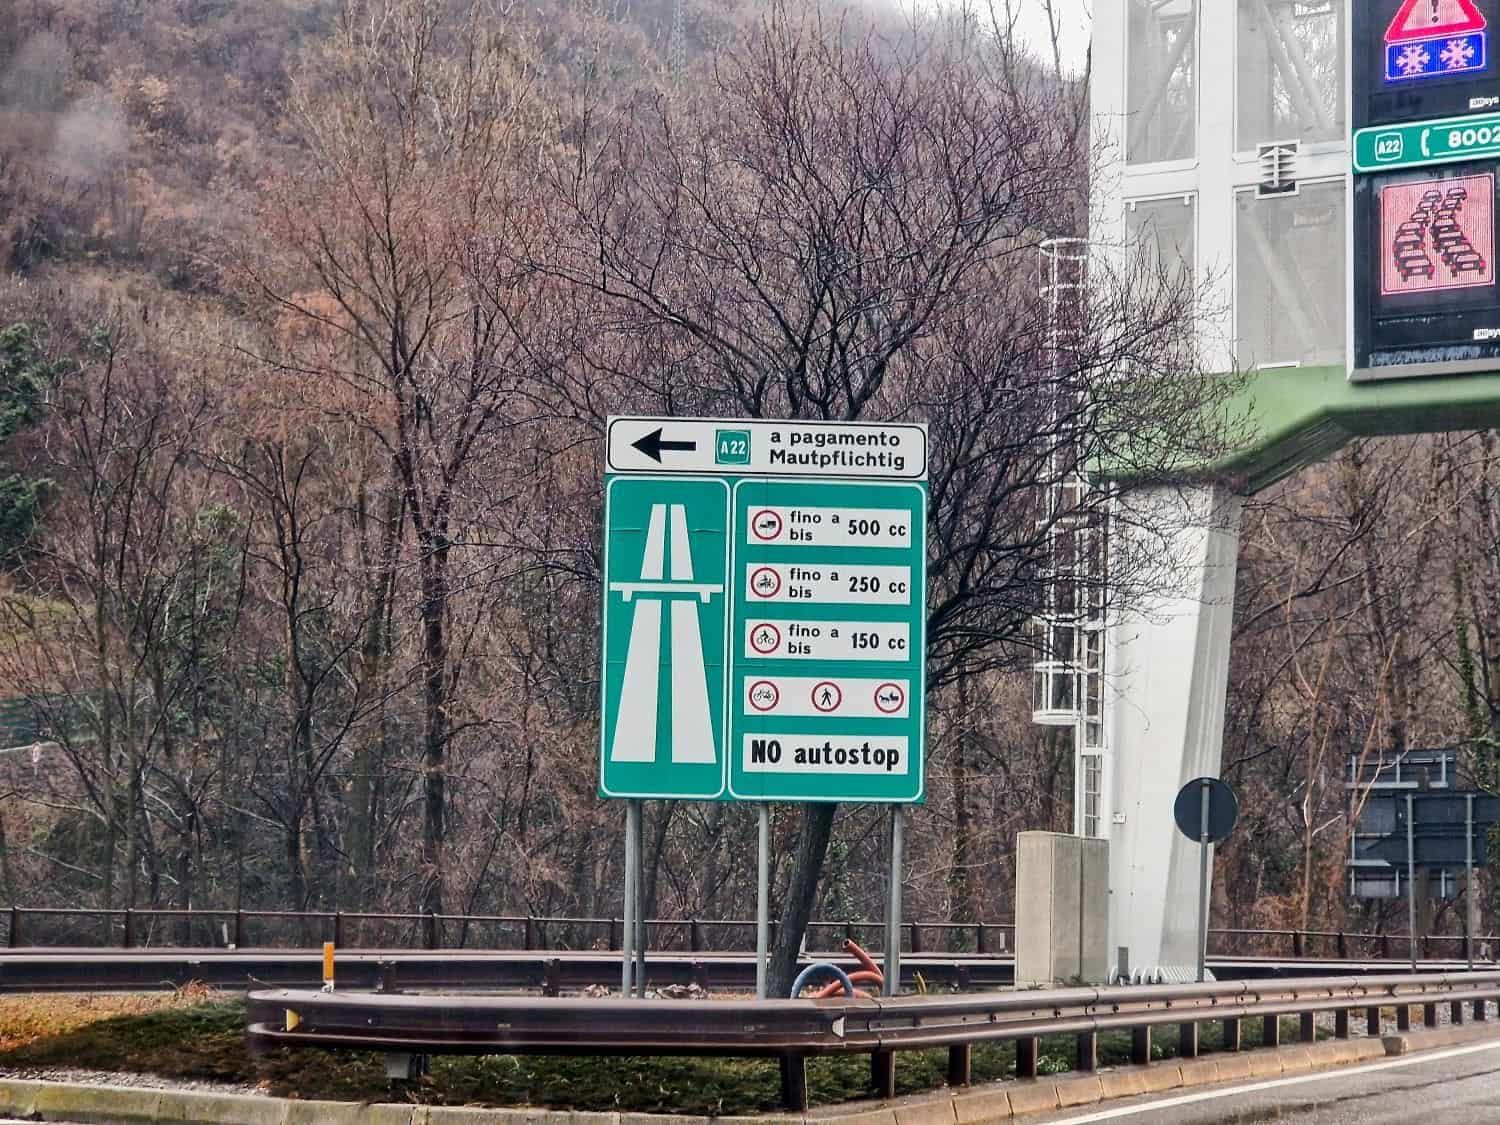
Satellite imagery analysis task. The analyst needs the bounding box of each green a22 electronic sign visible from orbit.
[599,417,928,804]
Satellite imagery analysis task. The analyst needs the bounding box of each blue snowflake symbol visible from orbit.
[1442,38,1477,69]
[1397,44,1433,75]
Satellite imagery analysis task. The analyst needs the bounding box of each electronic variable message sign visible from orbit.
[1351,0,1500,378]
[1355,0,1498,131]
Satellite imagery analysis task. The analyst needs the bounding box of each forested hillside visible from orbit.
[0,0,1492,975]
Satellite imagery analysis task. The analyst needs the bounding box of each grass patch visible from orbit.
[0,993,1344,1114]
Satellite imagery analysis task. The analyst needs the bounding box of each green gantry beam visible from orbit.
[1202,366,1500,494]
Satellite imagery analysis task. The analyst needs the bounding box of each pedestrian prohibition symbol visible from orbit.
[599,417,929,803]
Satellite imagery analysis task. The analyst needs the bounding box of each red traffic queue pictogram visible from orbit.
[749,622,782,655]
[812,681,842,713]
[749,566,782,598]
[748,680,780,712]
[874,682,906,714]
[750,509,784,541]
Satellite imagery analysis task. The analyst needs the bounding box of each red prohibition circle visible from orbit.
[749,566,782,598]
[749,622,782,655]
[750,509,784,541]
[874,682,906,715]
[812,681,842,713]
[748,680,781,712]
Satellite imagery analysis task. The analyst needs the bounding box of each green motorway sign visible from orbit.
[1353,112,1500,172]
[599,417,928,804]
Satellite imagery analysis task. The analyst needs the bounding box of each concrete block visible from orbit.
[1246,1051,1284,1077]
[951,1089,1012,1124]
[28,1083,162,1123]
[1353,1039,1387,1060]
[1137,1064,1183,1093]
[999,1081,1058,1116]
[0,1081,43,1117]
[1177,1059,1219,1087]
[1212,1055,1252,1082]
[1277,1047,1315,1072]
[154,1089,291,1125]
[892,1098,956,1125]
[1014,833,1109,987]
[1383,1034,1410,1056]
[808,1108,895,1125]
[1052,1077,1102,1109]
[1096,1070,1147,1099]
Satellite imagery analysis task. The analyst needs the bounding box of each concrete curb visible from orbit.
[0,1031,1489,1125]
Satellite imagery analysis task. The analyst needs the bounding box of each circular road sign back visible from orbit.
[1173,777,1239,844]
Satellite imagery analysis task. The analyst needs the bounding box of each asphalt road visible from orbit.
[1033,1038,1500,1124]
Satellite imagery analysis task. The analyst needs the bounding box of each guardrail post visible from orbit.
[1076,1031,1097,1072]
[523,916,536,951]
[871,1050,896,1099]
[378,961,399,993]
[779,1057,808,1112]
[845,920,856,943]
[424,911,438,951]
[1222,1017,1242,1051]
[1131,1026,1151,1065]
[909,922,922,954]
[1179,1021,1199,1058]
[233,910,244,949]
[1366,1006,1380,1036]
[1397,1005,1411,1032]
[1299,1012,1315,1043]
[947,1044,971,1087]
[1380,933,1390,959]
[1337,932,1348,959]
[1015,1037,1039,1080]
[122,908,134,949]
[1422,934,1432,959]
[1423,1002,1438,1028]
[1475,998,1489,1021]
[333,912,344,948]
[975,924,987,955]
[1334,1009,1350,1039]
[692,961,709,992]
[608,918,620,951]
[1262,1014,1281,1048]
[1452,999,1466,1025]
[690,919,703,953]
[1292,931,1304,958]
[7,906,17,948]
[542,958,560,997]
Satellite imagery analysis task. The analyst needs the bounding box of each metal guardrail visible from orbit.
[2,906,1490,962]
[249,970,1500,1110]
[0,907,1012,955]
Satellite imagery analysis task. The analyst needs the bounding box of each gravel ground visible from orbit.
[0,1065,260,1096]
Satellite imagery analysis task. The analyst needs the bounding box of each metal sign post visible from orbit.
[1407,791,1417,973]
[1196,781,1211,984]
[622,800,640,996]
[756,804,770,999]
[884,806,904,997]
[1467,793,1476,972]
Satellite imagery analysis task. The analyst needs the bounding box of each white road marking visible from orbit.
[1045,1037,1500,1123]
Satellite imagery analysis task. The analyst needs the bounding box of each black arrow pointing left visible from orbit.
[631,427,698,463]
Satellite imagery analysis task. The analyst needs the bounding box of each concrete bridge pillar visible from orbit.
[1105,483,1244,982]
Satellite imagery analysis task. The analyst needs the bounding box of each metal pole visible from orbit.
[756,803,771,999]
[884,806,905,997]
[622,801,640,997]
[1467,793,1476,973]
[1196,780,1210,983]
[1407,792,1417,974]
[634,803,647,998]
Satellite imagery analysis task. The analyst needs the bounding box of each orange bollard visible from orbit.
[322,942,335,992]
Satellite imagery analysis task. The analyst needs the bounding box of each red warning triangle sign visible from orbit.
[1386,0,1487,43]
